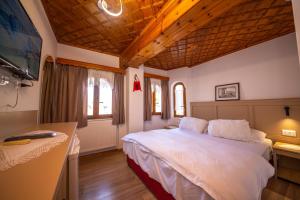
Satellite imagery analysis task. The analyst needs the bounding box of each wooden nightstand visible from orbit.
[273,142,300,183]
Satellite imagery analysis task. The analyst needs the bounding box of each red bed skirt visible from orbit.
[127,156,175,200]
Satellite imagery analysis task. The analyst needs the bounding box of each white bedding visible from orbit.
[123,128,274,200]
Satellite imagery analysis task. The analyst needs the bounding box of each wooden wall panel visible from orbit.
[217,105,252,126]
[190,99,300,144]
[254,105,300,144]
[191,105,217,120]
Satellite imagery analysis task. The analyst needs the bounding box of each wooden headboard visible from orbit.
[191,98,300,144]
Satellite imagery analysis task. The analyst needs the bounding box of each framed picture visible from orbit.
[215,83,240,101]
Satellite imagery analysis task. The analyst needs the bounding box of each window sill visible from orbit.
[174,115,185,118]
[152,112,162,116]
[88,115,113,121]
[88,118,112,122]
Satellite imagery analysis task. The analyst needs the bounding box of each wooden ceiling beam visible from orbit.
[121,0,244,68]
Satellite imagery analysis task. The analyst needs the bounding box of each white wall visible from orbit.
[57,44,119,67]
[126,66,144,133]
[144,66,168,76]
[0,0,57,112]
[189,33,300,102]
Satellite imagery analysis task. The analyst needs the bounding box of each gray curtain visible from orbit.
[40,62,88,128]
[161,79,170,120]
[144,77,152,121]
[40,60,55,123]
[112,73,125,125]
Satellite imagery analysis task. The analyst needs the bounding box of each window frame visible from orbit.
[88,78,113,120]
[152,81,162,115]
[173,82,186,117]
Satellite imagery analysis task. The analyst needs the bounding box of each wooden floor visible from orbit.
[79,150,300,200]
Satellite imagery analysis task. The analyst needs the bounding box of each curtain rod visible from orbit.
[55,57,125,74]
[46,56,54,62]
[144,72,169,80]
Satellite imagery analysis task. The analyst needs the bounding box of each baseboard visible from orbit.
[79,146,119,157]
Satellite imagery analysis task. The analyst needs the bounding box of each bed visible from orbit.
[122,128,274,200]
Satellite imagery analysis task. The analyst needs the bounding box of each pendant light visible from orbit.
[97,0,123,17]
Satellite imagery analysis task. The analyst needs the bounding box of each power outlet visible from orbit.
[282,129,297,137]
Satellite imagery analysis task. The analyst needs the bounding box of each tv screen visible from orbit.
[0,0,42,80]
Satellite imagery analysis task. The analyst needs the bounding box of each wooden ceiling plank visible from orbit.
[145,0,294,70]
[42,0,169,55]
[121,0,244,68]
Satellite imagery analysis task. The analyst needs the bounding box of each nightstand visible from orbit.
[273,142,300,183]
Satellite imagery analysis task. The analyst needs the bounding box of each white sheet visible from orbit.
[201,132,273,160]
[124,139,213,200]
[123,128,274,200]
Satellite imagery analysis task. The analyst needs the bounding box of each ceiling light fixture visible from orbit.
[97,0,123,17]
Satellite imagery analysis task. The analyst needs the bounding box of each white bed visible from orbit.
[123,128,274,200]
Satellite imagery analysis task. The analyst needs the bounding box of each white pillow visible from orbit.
[249,129,267,142]
[208,119,251,141]
[179,117,208,133]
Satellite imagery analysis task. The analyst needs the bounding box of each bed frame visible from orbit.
[127,156,174,200]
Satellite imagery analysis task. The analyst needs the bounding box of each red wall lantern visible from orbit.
[133,74,142,92]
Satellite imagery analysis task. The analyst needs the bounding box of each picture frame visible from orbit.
[215,83,240,101]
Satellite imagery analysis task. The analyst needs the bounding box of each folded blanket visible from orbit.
[0,130,68,171]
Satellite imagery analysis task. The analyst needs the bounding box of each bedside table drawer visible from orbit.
[277,156,300,184]
[273,142,300,184]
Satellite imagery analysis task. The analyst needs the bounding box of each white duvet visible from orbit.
[123,129,274,200]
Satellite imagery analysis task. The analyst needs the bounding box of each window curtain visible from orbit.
[88,69,114,88]
[112,73,125,125]
[40,60,55,124]
[144,77,152,121]
[40,62,88,128]
[161,79,170,120]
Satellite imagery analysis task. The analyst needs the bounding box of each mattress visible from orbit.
[123,128,273,200]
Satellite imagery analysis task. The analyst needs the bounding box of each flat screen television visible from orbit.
[0,0,42,80]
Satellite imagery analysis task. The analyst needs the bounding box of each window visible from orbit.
[151,81,162,115]
[173,82,186,117]
[88,77,112,119]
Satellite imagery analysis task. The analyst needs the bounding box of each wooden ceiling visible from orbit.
[146,0,295,70]
[42,0,168,55]
[42,0,295,70]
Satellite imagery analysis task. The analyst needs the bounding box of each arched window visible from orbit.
[88,77,112,119]
[173,82,186,117]
[151,80,162,115]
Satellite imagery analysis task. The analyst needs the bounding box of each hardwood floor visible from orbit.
[79,150,300,200]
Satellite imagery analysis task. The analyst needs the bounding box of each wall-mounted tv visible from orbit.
[0,0,42,80]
